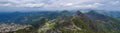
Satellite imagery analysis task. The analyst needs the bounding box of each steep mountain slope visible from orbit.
[86,10,112,22]
[38,10,120,33]
[86,10,120,33]
[38,11,108,33]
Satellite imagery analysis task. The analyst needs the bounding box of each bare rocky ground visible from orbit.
[0,23,32,33]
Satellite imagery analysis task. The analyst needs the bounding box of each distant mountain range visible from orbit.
[0,11,64,23]
[94,11,120,18]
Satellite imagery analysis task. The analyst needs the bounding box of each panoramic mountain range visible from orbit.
[0,10,120,33]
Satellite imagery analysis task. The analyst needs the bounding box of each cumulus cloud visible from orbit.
[0,3,12,7]
[0,0,97,8]
[111,1,120,5]
[0,0,120,10]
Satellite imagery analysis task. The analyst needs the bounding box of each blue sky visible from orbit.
[0,0,120,11]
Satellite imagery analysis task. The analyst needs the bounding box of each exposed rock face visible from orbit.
[0,23,32,33]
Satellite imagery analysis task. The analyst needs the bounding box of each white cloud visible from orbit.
[69,3,104,9]
[112,1,119,5]
[0,3,12,7]
[18,3,45,8]
[65,3,73,6]
[0,0,120,10]
[0,0,96,8]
